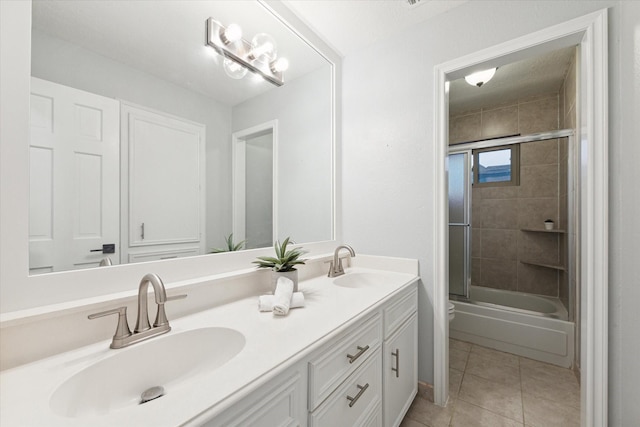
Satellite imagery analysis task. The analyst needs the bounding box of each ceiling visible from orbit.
[449,46,577,115]
[283,0,576,115]
[283,0,468,57]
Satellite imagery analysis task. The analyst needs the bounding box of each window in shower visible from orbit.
[472,144,520,187]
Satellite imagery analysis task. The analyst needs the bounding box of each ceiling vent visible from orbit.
[403,0,429,9]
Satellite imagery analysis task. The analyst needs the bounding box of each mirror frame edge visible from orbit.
[0,0,342,314]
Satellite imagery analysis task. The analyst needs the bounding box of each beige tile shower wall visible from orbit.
[449,93,560,144]
[459,95,567,297]
[471,144,562,296]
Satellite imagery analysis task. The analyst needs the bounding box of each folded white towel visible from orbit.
[272,276,294,316]
[258,292,305,312]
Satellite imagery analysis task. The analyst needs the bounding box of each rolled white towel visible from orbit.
[258,292,305,312]
[272,276,294,316]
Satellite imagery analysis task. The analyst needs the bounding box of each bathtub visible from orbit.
[450,286,575,368]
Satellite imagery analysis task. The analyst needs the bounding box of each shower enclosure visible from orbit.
[447,130,577,367]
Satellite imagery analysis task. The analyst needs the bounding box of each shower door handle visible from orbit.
[449,223,470,226]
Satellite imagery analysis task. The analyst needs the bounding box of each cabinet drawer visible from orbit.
[361,403,383,427]
[309,350,382,427]
[308,314,381,410]
[383,286,417,339]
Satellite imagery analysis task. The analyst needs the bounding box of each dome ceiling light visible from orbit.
[464,68,497,87]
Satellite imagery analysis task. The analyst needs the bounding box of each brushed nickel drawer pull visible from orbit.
[346,383,369,408]
[392,348,400,378]
[346,345,370,364]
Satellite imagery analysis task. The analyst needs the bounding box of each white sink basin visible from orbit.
[333,272,394,288]
[50,327,245,418]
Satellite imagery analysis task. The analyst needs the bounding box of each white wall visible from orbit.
[31,30,233,251]
[341,1,639,424]
[232,66,333,244]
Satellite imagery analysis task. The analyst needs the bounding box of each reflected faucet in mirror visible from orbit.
[328,245,356,278]
[98,257,112,267]
[88,273,186,349]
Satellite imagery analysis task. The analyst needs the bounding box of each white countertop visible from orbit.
[0,265,418,427]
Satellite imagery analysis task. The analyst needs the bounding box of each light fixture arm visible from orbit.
[206,18,285,87]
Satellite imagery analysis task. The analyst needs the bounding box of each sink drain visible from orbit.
[140,386,165,404]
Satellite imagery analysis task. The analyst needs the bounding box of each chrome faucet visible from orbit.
[88,273,186,349]
[135,273,169,332]
[328,244,356,278]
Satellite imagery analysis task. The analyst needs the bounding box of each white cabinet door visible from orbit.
[383,313,418,427]
[121,103,205,255]
[203,371,305,427]
[29,78,119,273]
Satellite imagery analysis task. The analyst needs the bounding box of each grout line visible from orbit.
[519,355,526,425]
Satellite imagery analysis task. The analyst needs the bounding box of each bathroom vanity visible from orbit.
[0,255,418,427]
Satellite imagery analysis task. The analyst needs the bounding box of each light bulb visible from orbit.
[223,58,248,79]
[250,33,277,63]
[464,68,496,87]
[271,57,289,73]
[221,23,242,45]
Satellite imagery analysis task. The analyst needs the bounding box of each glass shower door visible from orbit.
[448,152,471,298]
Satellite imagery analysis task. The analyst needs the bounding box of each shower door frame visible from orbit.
[432,9,609,426]
[447,150,472,299]
[448,130,576,319]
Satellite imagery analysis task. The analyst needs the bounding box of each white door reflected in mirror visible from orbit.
[233,121,276,251]
[29,78,120,274]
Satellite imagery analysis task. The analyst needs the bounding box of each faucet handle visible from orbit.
[88,306,132,346]
[153,294,187,328]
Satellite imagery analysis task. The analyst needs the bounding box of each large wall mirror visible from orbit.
[28,0,333,275]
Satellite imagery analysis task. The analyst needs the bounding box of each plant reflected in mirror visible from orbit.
[211,234,246,253]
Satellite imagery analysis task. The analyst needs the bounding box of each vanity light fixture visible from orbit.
[206,18,289,87]
[464,67,497,87]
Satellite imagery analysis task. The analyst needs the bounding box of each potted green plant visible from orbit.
[253,237,307,291]
[210,233,246,253]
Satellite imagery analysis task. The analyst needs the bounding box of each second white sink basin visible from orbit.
[50,327,245,418]
[333,272,395,288]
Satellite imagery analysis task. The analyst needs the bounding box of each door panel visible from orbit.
[29,78,120,273]
[122,104,205,255]
[447,152,470,298]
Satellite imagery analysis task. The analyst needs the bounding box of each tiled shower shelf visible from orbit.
[520,260,566,271]
[520,228,567,233]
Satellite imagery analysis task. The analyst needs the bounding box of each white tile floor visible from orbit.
[401,339,580,427]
